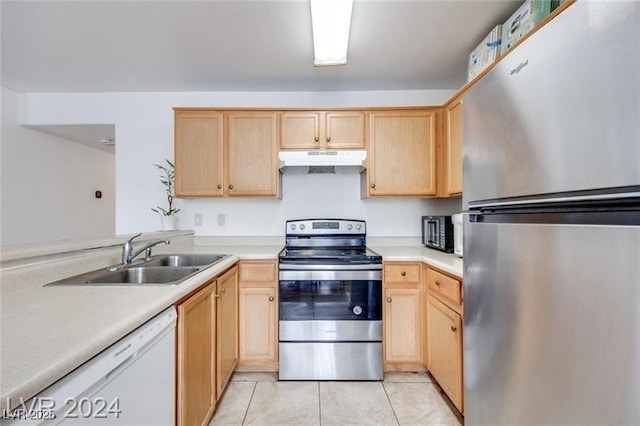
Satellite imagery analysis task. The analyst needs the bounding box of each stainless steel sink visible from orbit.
[45,253,229,286]
[88,267,200,284]
[144,254,228,267]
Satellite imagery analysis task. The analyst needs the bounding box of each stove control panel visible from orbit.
[286,219,366,236]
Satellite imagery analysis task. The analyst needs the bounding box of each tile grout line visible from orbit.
[241,381,258,426]
[318,381,322,426]
[382,381,402,426]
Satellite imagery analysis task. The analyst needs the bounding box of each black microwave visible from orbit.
[422,216,454,253]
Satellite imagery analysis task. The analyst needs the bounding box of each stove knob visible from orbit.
[299,224,306,230]
[290,224,297,231]
[353,305,363,316]
[356,224,362,231]
[346,224,353,231]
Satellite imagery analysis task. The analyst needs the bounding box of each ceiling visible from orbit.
[25,124,116,153]
[1,0,521,93]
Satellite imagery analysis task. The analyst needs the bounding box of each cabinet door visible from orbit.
[445,98,463,196]
[177,280,216,426]
[384,287,422,364]
[281,112,321,149]
[216,266,239,399]
[426,295,463,412]
[325,112,365,149]
[239,286,277,364]
[226,112,279,196]
[174,110,224,197]
[368,111,437,196]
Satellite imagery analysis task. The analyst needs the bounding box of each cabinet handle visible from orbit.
[268,296,274,302]
[435,280,441,286]
[451,325,457,332]
[229,184,233,190]
[371,184,376,189]
[326,137,331,142]
[386,297,392,303]
[221,287,226,293]
[400,271,406,277]
[214,292,220,298]
[314,137,319,142]
[217,184,222,189]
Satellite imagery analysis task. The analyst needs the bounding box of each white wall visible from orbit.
[18,89,460,237]
[1,87,116,246]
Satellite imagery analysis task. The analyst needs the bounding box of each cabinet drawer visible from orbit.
[384,263,421,283]
[426,268,461,305]
[239,262,277,282]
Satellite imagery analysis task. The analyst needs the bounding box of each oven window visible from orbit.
[279,280,382,321]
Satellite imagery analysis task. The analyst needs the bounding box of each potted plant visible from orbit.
[152,159,180,230]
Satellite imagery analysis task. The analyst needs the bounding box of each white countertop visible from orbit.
[370,245,463,278]
[0,239,281,411]
[0,235,461,411]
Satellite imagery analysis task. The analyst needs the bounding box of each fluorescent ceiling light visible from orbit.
[310,0,354,66]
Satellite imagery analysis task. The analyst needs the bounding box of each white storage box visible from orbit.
[500,0,557,55]
[467,25,502,82]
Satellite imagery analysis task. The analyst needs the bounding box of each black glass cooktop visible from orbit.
[279,247,382,264]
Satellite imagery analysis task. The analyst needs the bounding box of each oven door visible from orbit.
[279,269,382,322]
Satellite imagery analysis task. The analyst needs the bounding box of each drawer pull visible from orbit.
[386,297,392,303]
[400,271,406,277]
[451,325,457,332]
[221,287,227,293]
[268,296,274,302]
[435,280,441,286]
[371,184,376,189]
[214,292,220,298]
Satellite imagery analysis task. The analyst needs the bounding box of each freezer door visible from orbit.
[463,1,640,205]
[463,218,640,424]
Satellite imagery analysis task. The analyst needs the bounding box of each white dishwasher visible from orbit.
[5,307,176,425]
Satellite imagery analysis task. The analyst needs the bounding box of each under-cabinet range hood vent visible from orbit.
[278,150,366,173]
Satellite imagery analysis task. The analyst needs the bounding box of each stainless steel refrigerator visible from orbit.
[463,1,640,424]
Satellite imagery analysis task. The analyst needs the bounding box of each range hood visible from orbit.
[278,150,366,173]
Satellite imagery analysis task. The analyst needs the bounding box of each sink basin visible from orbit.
[88,267,201,284]
[45,253,229,287]
[144,254,228,267]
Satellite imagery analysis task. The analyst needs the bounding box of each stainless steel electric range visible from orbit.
[278,219,383,381]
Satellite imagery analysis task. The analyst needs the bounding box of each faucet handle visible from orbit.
[126,232,142,244]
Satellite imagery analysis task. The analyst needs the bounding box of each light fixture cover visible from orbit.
[310,0,354,66]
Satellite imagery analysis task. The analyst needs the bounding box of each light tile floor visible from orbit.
[209,372,462,425]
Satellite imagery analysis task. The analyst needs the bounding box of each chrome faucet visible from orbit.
[121,233,170,265]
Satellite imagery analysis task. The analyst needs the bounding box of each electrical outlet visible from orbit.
[194,213,203,226]
[217,214,226,226]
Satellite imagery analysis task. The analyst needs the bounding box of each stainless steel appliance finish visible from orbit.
[463,2,640,424]
[280,320,382,342]
[279,219,383,381]
[463,1,640,207]
[279,342,382,381]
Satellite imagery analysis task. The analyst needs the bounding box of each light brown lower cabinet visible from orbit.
[238,260,278,370]
[177,278,217,426]
[216,265,239,399]
[426,294,463,412]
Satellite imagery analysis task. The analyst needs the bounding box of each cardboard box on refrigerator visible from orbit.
[500,0,559,55]
[467,25,502,82]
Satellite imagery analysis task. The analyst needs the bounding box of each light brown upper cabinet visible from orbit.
[365,110,438,197]
[174,109,279,198]
[174,110,224,197]
[281,111,365,150]
[226,112,279,197]
[443,97,463,196]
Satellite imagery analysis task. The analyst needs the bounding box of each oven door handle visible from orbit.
[279,270,382,281]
